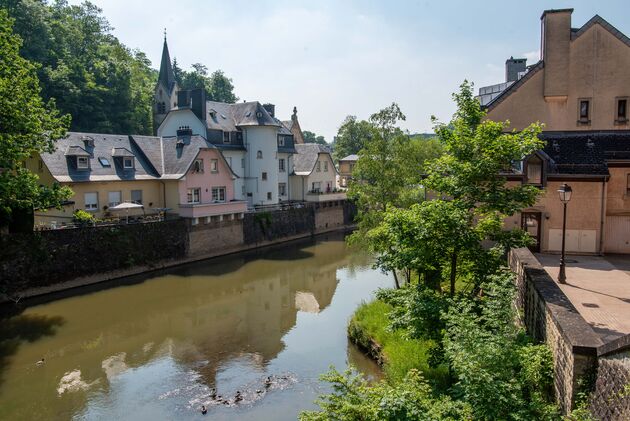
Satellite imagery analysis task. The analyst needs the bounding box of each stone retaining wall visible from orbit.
[509,248,630,418]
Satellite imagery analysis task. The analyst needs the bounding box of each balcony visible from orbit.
[178,200,247,218]
[305,191,347,203]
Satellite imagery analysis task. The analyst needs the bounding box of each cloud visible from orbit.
[523,50,541,63]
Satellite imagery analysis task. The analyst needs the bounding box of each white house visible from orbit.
[290,144,345,202]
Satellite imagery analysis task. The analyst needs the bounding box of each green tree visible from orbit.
[332,115,374,162]
[179,64,238,103]
[302,130,327,145]
[0,9,72,231]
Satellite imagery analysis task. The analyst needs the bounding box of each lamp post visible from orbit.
[557,183,572,284]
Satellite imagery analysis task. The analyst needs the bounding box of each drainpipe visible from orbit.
[598,178,606,255]
[160,180,167,208]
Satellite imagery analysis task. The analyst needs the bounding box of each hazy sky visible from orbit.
[71,1,630,140]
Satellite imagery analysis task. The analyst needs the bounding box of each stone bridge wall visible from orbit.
[509,248,630,419]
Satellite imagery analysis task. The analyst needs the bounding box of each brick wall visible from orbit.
[188,218,244,257]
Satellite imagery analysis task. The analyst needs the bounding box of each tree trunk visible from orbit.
[392,270,400,289]
[450,251,458,296]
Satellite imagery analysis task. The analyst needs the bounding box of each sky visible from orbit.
[70,0,630,141]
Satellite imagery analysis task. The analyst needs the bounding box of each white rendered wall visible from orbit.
[221,150,246,200]
[278,152,291,201]
[157,109,206,137]
[243,126,280,205]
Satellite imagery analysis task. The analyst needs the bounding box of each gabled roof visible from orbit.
[161,135,230,179]
[205,101,280,132]
[539,131,630,176]
[339,154,359,162]
[42,132,161,183]
[483,61,544,111]
[571,15,630,48]
[111,147,135,157]
[293,143,335,176]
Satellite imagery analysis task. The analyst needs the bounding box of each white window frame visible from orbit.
[84,192,98,211]
[108,191,122,207]
[187,188,201,204]
[77,156,89,169]
[193,159,204,173]
[212,186,226,203]
[123,157,134,169]
[210,159,219,173]
[278,182,286,196]
[279,158,285,172]
[278,136,285,147]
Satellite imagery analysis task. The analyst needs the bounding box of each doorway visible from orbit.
[521,212,542,253]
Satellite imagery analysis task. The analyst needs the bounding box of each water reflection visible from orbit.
[0,235,389,420]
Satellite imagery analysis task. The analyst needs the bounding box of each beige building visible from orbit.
[337,154,358,188]
[290,144,345,203]
[482,9,630,254]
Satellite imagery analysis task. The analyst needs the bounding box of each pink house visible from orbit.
[177,148,247,219]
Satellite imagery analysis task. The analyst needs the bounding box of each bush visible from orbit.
[72,209,95,226]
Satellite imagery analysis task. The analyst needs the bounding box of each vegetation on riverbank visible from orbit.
[347,300,449,388]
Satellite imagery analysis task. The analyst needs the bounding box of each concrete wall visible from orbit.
[313,202,345,231]
[509,248,630,418]
[487,15,630,131]
[157,109,206,137]
[188,218,244,257]
[244,126,281,205]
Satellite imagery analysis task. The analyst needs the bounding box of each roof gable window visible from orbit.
[525,155,543,186]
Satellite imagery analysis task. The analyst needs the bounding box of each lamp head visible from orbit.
[558,183,572,203]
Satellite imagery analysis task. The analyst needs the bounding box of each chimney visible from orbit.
[505,57,527,82]
[190,88,207,122]
[262,103,275,118]
[541,9,572,98]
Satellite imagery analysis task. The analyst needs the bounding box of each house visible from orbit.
[153,38,297,208]
[31,132,247,226]
[338,154,358,188]
[290,144,345,202]
[482,9,630,254]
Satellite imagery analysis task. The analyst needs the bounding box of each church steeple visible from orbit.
[158,30,176,93]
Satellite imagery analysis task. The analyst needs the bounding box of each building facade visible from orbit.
[483,9,630,254]
[290,144,344,202]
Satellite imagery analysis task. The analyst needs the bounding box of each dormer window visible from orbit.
[223,132,230,143]
[278,136,285,147]
[525,155,543,185]
[123,157,134,169]
[77,156,89,169]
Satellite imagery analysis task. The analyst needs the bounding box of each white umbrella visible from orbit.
[109,202,144,223]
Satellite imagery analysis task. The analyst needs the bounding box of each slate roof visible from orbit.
[282,120,294,131]
[539,131,630,176]
[293,144,334,176]
[157,38,176,94]
[42,132,161,183]
[43,132,237,182]
[205,101,280,132]
[339,154,359,162]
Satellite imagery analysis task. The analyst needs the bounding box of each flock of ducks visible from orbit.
[200,375,290,415]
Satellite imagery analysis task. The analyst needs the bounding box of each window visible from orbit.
[340,177,347,187]
[98,157,110,167]
[223,131,230,143]
[77,156,89,169]
[187,188,201,203]
[157,102,166,114]
[262,172,268,181]
[279,158,285,172]
[578,98,591,124]
[324,161,328,172]
[241,158,245,168]
[123,157,134,169]
[212,187,226,202]
[617,98,628,122]
[108,191,122,207]
[349,163,355,172]
[316,161,321,172]
[312,182,321,192]
[192,159,204,173]
[257,150,263,159]
[627,174,630,195]
[278,183,286,196]
[131,190,143,205]
[526,156,543,185]
[38,159,43,172]
[267,192,272,200]
[278,136,285,147]
[242,185,246,195]
[208,159,217,172]
[84,192,98,211]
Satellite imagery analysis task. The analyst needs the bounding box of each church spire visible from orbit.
[158,30,176,93]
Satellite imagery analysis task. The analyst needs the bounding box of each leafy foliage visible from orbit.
[332,115,375,162]
[302,130,327,145]
[174,62,238,103]
[0,9,72,229]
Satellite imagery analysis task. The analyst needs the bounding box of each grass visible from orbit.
[348,299,450,390]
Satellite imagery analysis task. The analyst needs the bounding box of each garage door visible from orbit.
[604,216,630,254]
[548,229,597,253]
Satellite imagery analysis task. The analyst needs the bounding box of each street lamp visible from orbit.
[557,183,572,284]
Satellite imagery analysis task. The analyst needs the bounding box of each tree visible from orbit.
[179,65,238,103]
[332,115,375,162]
[303,130,327,145]
[0,9,72,231]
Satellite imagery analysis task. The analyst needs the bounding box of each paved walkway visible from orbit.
[536,254,630,343]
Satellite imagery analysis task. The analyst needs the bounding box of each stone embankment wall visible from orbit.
[509,248,630,419]
[1,201,356,301]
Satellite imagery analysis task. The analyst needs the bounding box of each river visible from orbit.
[0,233,392,420]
